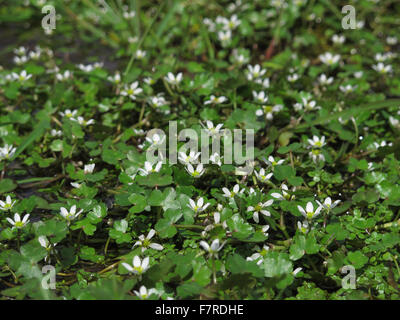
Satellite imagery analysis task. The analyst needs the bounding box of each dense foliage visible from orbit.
[0,0,400,300]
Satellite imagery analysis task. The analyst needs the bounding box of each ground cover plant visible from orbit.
[0,0,400,300]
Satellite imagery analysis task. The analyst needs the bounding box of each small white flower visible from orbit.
[178,150,201,165]
[204,95,227,105]
[308,135,325,148]
[319,52,340,66]
[12,70,32,82]
[107,72,121,84]
[247,64,266,81]
[146,133,166,148]
[386,36,398,45]
[354,71,363,79]
[0,196,17,211]
[271,184,295,201]
[293,267,303,276]
[209,153,222,166]
[309,148,325,163]
[264,156,284,167]
[14,55,28,65]
[164,72,183,87]
[70,182,81,189]
[0,144,17,160]
[202,120,224,137]
[7,213,30,229]
[297,202,322,220]
[123,11,136,19]
[133,229,163,252]
[133,286,158,299]
[218,30,232,45]
[255,104,283,120]
[185,163,205,178]
[138,161,162,176]
[252,91,268,104]
[188,197,210,214]
[318,74,334,85]
[339,84,357,93]
[316,197,340,211]
[331,34,345,44]
[199,239,225,258]
[135,49,146,59]
[223,14,241,30]
[120,81,143,100]
[287,73,299,82]
[59,109,78,119]
[84,163,95,174]
[56,70,72,81]
[148,95,168,108]
[122,256,150,275]
[60,205,83,223]
[222,184,242,198]
[247,200,274,223]
[372,62,392,74]
[254,168,273,183]
[71,116,95,126]
[297,220,310,234]
[144,77,156,85]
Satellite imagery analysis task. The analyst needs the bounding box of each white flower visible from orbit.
[309,148,325,163]
[308,135,325,148]
[339,84,357,93]
[135,49,146,59]
[84,163,95,174]
[386,36,398,45]
[12,70,32,82]
[264,156,284,167]
[71,116,95,126]
[146,133,166,148]
[38,235,57,250]
[71,182,81,189]
[187,197,210,214]
[209,153,222,166]
[139,161,162,176]
[255,77,270,88]
[319,52,340,66]
[301,97,320,111]
[222,184,242,198]
[297,220,310,234]
[375,53,388,62]
[148,95,168,108]
[122,256,150,275]
[247,64,266,81]
[121,81,143,100]
[297,202,322,220]
[164,72,183,87]
[204,95,227,105]
[247,200,274,223]
[252,91,268,104]
[7,213,30,229]
[287,73,299,82]
[389,116,399,127]
[0,196,16,211]
[372,63,392,74]
[354,71,363,79]
[199,239,225,258]
[60,205,83,223]
[107,72,121,84]
[255,104,283,120]
[185,163,205,178]
[14,55,28,65]
[14,46,27,56]
[316,197,340,211]
[223,14,241,30]
[56,71,72,81]
[133,229,163,252]
[0,144,17,160]
[123,11,136,19]
[331,34,345,44]
[246,245,269,265]
[202,120,224,136]
[318,74,334,85]
[178,150,201,164]
[59,109,78,119]
[134,286,158,299]
[254,168,273,183]
[218,30,232,45]
[271,184,295,201]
